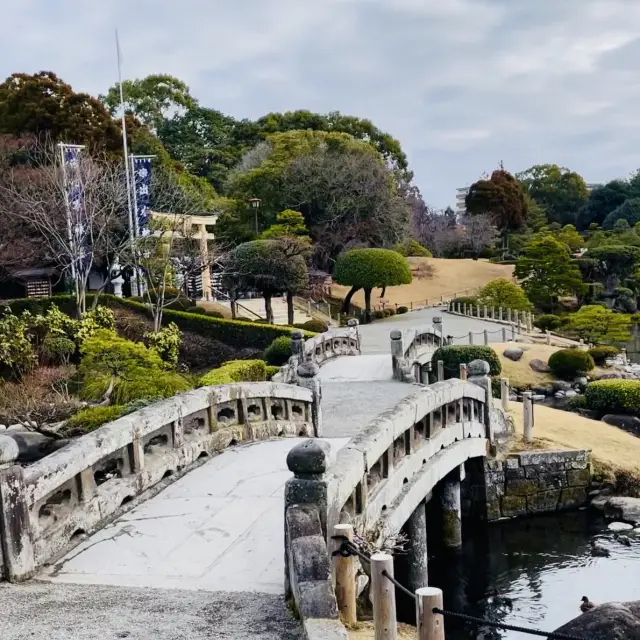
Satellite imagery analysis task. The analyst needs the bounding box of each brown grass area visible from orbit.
[508,403,640,476]
[348,622,416,639]
[492,342,610,390]
[331,258,514,308]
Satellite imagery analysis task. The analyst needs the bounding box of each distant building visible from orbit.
[455,182,603,217]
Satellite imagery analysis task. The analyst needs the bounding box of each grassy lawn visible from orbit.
[508,403,640,478]
[331,258,514,309]
[492,342,610,390]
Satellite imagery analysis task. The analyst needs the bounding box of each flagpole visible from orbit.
[116,28,139,296]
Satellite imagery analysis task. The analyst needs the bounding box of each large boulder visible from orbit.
[2,432,69,463]
[529,359,550,373]
[0,436,19,464]
[552,380,573,392]
[591,495,640,526]
[503,347,523,362]
[602,414,640,436]
[554,602,640,639]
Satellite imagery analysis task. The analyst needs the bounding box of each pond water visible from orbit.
[426,512,640,639]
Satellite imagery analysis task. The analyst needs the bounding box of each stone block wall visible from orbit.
[463,449,591,521]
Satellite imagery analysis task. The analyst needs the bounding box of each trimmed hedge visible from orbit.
[585,379,640,416]
[293,320,327,333]
[265,365,280,380]
[1,295,314,351]
[200,360,267,386]
[534,314,562,332]
[588,345,620,366]
[264,336,293,366]
[397,306,409,314]
[548,349,594,379]
[450,296,477,307]
[431,345,501,380]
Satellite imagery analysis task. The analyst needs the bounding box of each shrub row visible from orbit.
[588,345,620,366]
[584,379,640,416]
[430,345,501,380]
[200,360,267,386]
[2,295,314,351]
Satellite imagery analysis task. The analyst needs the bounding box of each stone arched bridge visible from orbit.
[0,309,513,639]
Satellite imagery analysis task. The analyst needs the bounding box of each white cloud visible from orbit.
[2,0,640,207]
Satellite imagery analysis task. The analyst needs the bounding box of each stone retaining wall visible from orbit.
[473,449,591,520]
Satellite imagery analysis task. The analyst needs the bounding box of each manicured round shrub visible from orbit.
[588,346,620,366]
[585,379,640,416]
[200,360,267,386]
[63,405,126,436]
[294,320,328,333]
[547,349,595,379]
[264,336,293,366]
[534,314,562,331]
[393,239,432,258]
[397,306,409,314]
[41,335,76,365]
[383,308,394,317]
[431,345,501,380]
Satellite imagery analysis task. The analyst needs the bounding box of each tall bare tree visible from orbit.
[0,138,129,315]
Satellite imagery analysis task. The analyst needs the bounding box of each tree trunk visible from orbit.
[264,294,274,324]
[379,286,386,298]
[364,288,372,324]
[230,298,237,319]
[286,291,295,325]
[341,286,361,314]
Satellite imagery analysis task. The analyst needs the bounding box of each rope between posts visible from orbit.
[332,537,587,640]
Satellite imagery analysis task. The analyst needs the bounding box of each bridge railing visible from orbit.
[390,325,445,383]
[447,301,534,332]
[273,322,361,385]
[284,373,495,638]
[0,382,316,583]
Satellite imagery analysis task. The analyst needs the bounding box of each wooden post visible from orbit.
[332,524,357,626]
[523,392,533,442]
[483,329,489,345]
[501,377,510,411]
[459,363,467,381]
[416,587,445,640]
[437,360,444,382]
[468,331,474,345]
[371,553,397,640]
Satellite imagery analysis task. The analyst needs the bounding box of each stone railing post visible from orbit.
[297,361,322,437]
[291,330,306,363]
[483,305,487,319]
[459,363,467,381]
[467,360,494,442]
[390,330,405,381]
[501,378,510,411]
[483,329,489,346]
[468,331,474,345]
[523,392,534,442]
[528,312,533,332]
[514,310,519,327]
[491,306,495,319]
[507,308,512,323]
[502,327,507,342]
[284,440,343,633]
[511,325,516,341]
[437,360,444,382]
[463,303,467,316]
[499,307,503,321]
[0,437,35,582]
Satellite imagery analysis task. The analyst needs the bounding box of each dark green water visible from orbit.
[426,512,640,639]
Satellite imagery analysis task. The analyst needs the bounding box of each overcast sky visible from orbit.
[2,0,640,208]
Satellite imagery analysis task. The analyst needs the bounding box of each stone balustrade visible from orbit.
[274,322,361,384]
[0,382,317,583]
[447,301,534,332]
[390,324,445,383]
[284,374,496,635]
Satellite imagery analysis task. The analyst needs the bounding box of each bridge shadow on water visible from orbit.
[395,511,640,639]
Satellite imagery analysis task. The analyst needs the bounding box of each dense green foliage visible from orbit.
[396,306,409,314]
[588,345,620,366]
[430,345,501,379]
[64,405,127,435]
[293,320,327,333]
[584,379,640,416]
[265,366,280,380]
[603,198,640,230]
[515,234,584,307]
[144,323,182,367]
[200,360,267,386]
[547,349,595,379]
[566,305,631,344]
[393,239,432,257]
[263,336,293,366]
[450,296,478,307]
[476,278,533,312]
[533,314,563,331]
[333,248,412,320]
[41,335,76,366]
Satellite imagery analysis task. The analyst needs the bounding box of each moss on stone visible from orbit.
[501,494,528,517]
[505,478,539,497]
[559,487,588,509]
[567,468,591,487]
[441,510,462,546]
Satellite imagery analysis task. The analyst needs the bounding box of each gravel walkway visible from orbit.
[0,582,301,640]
